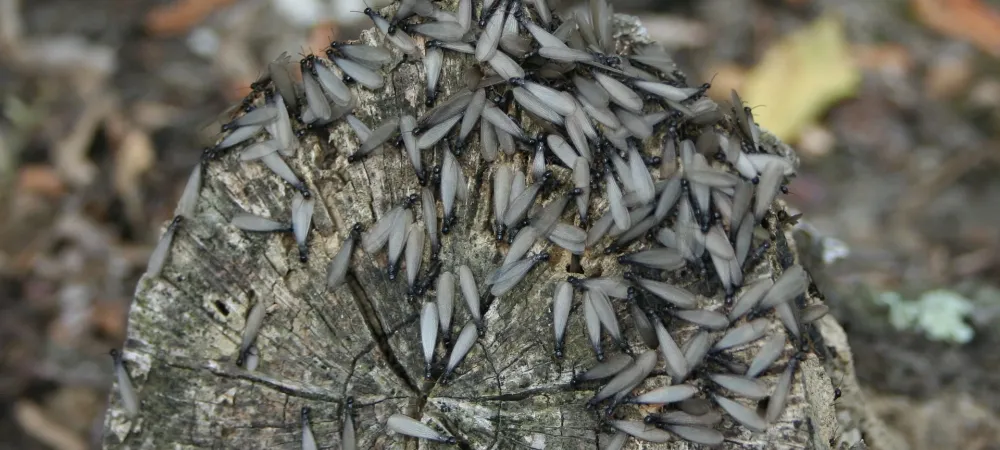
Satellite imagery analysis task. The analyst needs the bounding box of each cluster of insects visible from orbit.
[107,0,842,447]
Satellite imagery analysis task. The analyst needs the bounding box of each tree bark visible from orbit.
[102,8,889,450]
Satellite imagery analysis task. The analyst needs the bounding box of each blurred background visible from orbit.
[1,0,999,448]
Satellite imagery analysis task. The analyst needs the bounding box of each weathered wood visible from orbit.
[101,7,880,450]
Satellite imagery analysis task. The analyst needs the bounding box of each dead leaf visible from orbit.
[114,129,155,231]
[17,165,64,197]
[145,0,237,37]
[913,0,1000,57]
[742,14,860,142]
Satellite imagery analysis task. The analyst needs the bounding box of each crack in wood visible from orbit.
[162,358,342,402]
[345,270,421,394]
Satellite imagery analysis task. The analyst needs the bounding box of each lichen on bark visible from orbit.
[102,6,866,450]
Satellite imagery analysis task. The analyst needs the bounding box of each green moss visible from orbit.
[876,289,974,344]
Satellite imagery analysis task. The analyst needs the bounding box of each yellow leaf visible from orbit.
[742,15,860,142]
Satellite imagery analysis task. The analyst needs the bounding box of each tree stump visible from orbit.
[102,3,887,449]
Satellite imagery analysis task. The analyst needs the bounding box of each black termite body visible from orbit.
[743,240,771,271]
[411,259,442,298]
[478,0,507,28]
[216,73,276,134]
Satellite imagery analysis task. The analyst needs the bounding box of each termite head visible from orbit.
[566,276,585,290]
[404,193,419,208]
[249,78,270,92]
[430,165,441,184]
[170,215,185,229]
[299,54,317,73]
[357,4,386,25]
[388,18,411,35]
[441,215,452,235]
[600,54,622,67]
[349,223,364,239]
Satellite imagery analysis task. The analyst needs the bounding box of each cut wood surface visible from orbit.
[102,3,888,449]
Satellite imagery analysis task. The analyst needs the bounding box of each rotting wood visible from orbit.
[102,5,886,449]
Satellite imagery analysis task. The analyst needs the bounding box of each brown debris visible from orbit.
[144,0,238,37]
[913,0,1000,57]
[17,165,65,198]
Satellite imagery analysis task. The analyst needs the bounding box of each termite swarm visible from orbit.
[118,0,837,447]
